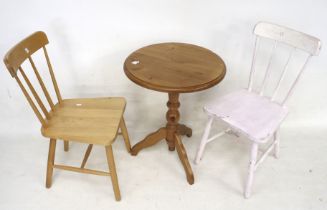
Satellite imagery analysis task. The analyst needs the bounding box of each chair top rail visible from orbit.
[254,22,321,56]
[3,31,49,77]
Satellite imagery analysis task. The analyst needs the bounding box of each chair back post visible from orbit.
[281,55,312,105]
[247,36,258,91]
[43,46,62,103]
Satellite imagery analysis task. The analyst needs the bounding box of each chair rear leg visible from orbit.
[120,117,131,153]
[194,116,214,164]
[105,145,121,201]
[46,138,57,188]
[273,131,279,159]
[81,144,93,168]
[63,140,69,152]
[244,142,258,198]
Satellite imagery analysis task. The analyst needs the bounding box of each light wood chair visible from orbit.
[3,31,131,201]
[194,22,321,198]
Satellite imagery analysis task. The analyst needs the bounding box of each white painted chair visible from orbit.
[194,22,321,198]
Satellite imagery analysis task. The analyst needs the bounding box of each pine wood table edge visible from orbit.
[124,63,226,93]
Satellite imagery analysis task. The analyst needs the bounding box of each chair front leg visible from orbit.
[81,144,93,168]
[244,142,258,198]
[46,138,57,188]
[105,145,121,201]
[194,116,214,164]
[273,130,279,159]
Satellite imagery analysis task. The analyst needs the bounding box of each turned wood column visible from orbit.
[166,93,180,151]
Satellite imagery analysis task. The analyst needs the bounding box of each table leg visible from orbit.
[175,134,194,184]
[130,92,194,185]
[131,127,167,156]
[177,124,192,137]
[165,93,180,151]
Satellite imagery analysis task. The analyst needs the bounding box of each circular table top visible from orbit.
[124,43,226,93]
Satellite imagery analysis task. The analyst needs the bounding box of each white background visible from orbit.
[0,0,326,210]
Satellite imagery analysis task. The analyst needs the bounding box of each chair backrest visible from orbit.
[247,22,321,105]
[3,31,62,126]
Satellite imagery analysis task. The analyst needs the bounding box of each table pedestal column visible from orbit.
[166,93,180,151]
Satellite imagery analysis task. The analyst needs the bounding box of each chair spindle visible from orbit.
[28,56,55,110]
[271,47,296,102]
[19,67,50,119]
[15,73,46,125]
[259,40,277,96]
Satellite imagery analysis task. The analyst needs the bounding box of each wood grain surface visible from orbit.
[124,43,226,93]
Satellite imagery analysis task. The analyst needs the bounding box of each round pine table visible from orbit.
[124,43,226,184]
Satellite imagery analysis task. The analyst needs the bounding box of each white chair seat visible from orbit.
[205,89,289,142]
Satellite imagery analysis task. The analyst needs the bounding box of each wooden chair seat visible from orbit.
[205,89,289,142]
[3,31,131,201]
[42,97,126,145]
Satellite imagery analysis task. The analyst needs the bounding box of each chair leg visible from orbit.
[273,131,279,159]
[63,140,69,152]
[46,138,57,188]
[194,116,214,164]
[81,144,93,168]
[105,145,121,201]
[120,117,131,153]
[244,142,258,198]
